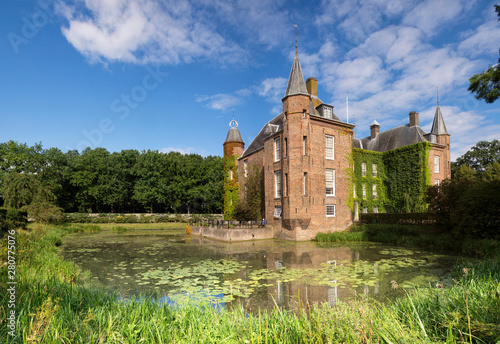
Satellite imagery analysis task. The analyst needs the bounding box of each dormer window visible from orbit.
[324,106,333,119]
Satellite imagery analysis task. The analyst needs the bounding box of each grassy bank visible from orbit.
[316,224,500,258]
[1,225,499,343]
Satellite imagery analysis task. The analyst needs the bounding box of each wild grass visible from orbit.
[1,224,498,343]
[316,224,500,258]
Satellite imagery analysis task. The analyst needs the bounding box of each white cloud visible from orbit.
[257,77,287,100]
[196,93,240,112]
[458,19,500,58]
[57,0,244,65]
[160,146,208,156]
[402,0,467,36]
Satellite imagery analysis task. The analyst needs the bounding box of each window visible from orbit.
[275,137,281,162]
[435,179,440,186]
[325,135,334,160]
[244,160,248,177]
[303,172,307,196]
[229,170,233,180]
[353,185,357,198]
[373,207,379,214]
[372,163,377,177]
[434,155,439,173]
[275,171,282,198]
[362,184,366,199]
[303,136,306,155]
[326,205,335,217]
[326,169,335,196]
[362,162,367,176]
[324,107,333,119]
[274,206,282,218]
[372,184,377,199]
[363,207,368,214]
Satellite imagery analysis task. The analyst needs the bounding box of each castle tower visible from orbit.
[429,103,451,182]
[223,117,244,220]
[279,51,312,232]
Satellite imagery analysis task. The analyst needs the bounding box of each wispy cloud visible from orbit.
[160,146,205,155]
[196,93,240,112]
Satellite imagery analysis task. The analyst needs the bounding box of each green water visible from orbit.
[59,229,458,311]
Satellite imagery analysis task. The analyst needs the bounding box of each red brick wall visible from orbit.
[429,134,451,185]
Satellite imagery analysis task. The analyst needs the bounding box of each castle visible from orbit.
[223,52,450,240]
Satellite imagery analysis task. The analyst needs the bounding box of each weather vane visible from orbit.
[293,24,298,52]
[229,102,238,128]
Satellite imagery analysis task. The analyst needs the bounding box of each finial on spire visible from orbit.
[229,103,238,128]
[293,24,298,53]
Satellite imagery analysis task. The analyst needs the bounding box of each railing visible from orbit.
[188,218,265,229]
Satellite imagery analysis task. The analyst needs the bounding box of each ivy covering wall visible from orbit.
[351,141,432,216]
[383,141,431,212]
[223,154,240,220]
[350,148,388,214]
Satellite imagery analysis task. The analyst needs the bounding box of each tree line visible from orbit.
[0,141,223,217]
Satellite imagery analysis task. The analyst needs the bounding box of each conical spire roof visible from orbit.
[430,106,448,135]
[283,52,309,98]
[224,127,243,143]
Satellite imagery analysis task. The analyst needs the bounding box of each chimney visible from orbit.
[370,119,380,140]
[306,77,318,96]
[409,111,419,127]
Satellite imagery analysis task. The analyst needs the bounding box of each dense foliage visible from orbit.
[452,139,500,176]
[468,5,500,103]
[426,162,500,238]
[0,141,223,215]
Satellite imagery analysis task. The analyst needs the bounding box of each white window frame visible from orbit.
[434,155,439,173]
[326,169,335,196]
[373,207,378,214]
[275,137,281,162]
[353,184,357,198]
[372,184,377,199]
[362,184,366,199]
[244,160,248,177]
[372,163,377,177]
[362,162,367,176]
[275,171,282,198]
[325,135,334,160]
[363,207,368,214]
[274,206,282,218]
[324,106,333,119]
[229,170,233,180]
[435,179,440,186]
[326,205,336,217]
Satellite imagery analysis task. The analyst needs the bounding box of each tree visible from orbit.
[468,5,500,103]
[452,140,500,176]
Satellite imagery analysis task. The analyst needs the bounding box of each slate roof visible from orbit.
[430,106,449,135]
[240,113,283,159]
[224,127,244,144]
[283,52,309,98]
[353,124,428,152]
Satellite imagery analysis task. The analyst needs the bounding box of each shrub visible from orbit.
[0,207,28,231]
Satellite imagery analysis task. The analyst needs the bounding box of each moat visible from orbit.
[60,229,460,311]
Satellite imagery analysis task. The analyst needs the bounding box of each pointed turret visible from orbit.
[430,106,448,136]
[283,52,308,99]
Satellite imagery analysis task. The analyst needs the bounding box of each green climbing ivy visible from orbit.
[349,149,388,215]
[223,154,240,220]
[350,141,432,215]
[383,141,431,213]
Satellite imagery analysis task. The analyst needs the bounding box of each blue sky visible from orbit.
[1,0,499,160]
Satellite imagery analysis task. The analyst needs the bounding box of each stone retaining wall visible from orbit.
[191,226,274,242]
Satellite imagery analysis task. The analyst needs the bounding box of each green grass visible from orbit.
[1,225,499,343]
[316,224,500,258]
